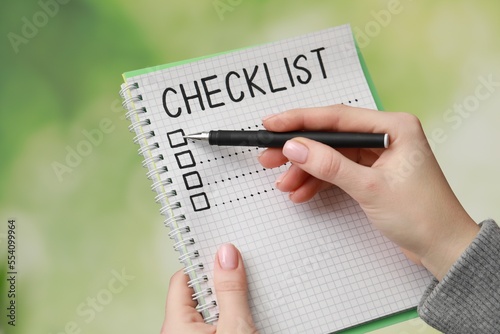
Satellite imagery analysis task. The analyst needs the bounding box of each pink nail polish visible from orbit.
[283,140,308,164]
[218,243,238,270]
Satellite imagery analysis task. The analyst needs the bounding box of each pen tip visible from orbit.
[182,132,207,141]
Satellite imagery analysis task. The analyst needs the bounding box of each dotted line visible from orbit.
[214,187,276,207]
[198,147,261,164]
[206,167,268,185]
[240,124,262,130]
[341,98,359,104]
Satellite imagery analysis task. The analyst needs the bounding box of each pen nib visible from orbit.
[183,132,209,141]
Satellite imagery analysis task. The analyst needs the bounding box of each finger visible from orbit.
[336,148,382,167]
[282,138,378,203]
[258,148,288,168]
[275,164,310,192]
[214,244,256,332]
[288,176,328,203]
[259,145,380,170]
[262,105,395,134]
[162,270,205,331]
[275,164,332,202]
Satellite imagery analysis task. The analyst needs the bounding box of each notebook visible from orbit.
[119,24,433,333]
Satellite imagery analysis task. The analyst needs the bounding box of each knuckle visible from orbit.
[216,279,248,294]
[394,112,423,133]
[318,154,342,179]
[362,174,382,193]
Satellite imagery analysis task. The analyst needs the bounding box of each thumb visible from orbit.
[282,138,374,201]
[214,243,257,333]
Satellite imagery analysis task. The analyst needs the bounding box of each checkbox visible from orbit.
[174,150,196,169]
[183,171,203,190]
[167,129,187,148]
[190,192,210,212]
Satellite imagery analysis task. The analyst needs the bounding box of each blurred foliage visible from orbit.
[0,1,499,333]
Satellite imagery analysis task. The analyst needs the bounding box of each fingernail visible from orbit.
[275,170,287,189]
[218,243,238,270]
[283,140,308,164]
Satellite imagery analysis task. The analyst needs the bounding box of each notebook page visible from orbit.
[124,25,432,333]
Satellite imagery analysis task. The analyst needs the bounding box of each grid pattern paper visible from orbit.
[123,25,433,333]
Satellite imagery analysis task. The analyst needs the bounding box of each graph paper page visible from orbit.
[124,25,432,333]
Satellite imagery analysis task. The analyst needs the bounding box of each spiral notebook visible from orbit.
[119,25,432,333]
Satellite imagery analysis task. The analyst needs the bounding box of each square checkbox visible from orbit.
[167,129,187,148]
[190,192,210,212]
[183,171,203,190]
[174,150,196,169]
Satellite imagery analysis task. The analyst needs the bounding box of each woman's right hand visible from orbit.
[258,105,479,280]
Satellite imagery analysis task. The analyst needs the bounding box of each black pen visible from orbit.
[184,130,389,148]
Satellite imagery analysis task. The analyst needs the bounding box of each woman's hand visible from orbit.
[161,243,257,334]
[259,105,479,280]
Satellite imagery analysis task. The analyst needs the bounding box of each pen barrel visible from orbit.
[283,132,388,148]
[209,131,388,148]
[209,130,272,147]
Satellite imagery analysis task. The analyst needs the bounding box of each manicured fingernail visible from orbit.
[283,140,308,164]
[218,243,238,270]
[275,170,287,189]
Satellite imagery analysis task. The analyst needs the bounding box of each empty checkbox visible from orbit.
[190,192,210,212]
[167,129,187,148]
[183,171,203,190]
[174,150,196,169]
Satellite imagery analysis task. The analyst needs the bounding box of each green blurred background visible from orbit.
[1,1,499,333]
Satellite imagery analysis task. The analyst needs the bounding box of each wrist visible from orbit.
[420,215,480,281]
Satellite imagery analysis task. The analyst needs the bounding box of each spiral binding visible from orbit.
[187,274,208,287]
[119,81,217,323]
